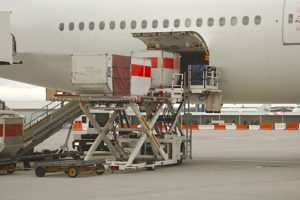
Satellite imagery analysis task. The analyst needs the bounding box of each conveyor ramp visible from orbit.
[18,101,82,156]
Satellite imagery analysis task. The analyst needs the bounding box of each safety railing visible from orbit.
[24,101,63,130]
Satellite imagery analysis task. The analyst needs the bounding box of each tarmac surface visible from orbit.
[1,130,300,200]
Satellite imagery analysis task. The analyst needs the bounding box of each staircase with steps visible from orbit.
[18,101,82,156]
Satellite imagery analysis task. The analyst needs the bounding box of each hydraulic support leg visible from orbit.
[125,103,166,167]
[130,103,169,161]
[79,102,120,161]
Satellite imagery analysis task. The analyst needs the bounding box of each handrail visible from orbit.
[24,101,64,130]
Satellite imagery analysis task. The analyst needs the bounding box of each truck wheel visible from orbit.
[35,167,46,177]
[7,168,15,174]
[67,167,79,178]
[177,143,185,165]
[95,164,105,175]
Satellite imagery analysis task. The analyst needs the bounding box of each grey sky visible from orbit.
[0,78,45,101]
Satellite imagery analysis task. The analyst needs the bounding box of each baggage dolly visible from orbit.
[34,159,105,178]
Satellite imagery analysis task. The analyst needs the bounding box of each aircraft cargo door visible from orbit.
[283,0,300,44]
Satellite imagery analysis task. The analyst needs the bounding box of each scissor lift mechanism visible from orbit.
[51,95,187,171]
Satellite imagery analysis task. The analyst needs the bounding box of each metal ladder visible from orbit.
[18,101,83,156]
[183,72,192,160]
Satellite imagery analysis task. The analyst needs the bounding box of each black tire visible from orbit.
[95,164,105,175]
[73,154,81,160]
[146,166,155,171]
[35,167,46,177]
[177,143,185,165]
[67,167,79,178]
[7,168,15,174]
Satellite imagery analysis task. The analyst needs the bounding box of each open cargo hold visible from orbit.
[132,50,181,89]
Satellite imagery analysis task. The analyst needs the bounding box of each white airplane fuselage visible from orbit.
[0,0,300,103]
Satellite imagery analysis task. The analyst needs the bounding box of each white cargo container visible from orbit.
[132,50,180,89]
[0,111,23,160]
[72,54,131,95]
[130,57,152,96]
[0,11,12,65]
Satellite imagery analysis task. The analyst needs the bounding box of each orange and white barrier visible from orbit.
[226,125,236,130]
[199,125,215,130]
[274,123,286,130]
[182,125,199,130]
[214,125,226,130]
[287,123,298,130]
[236,125,249,130]
[261,123,273,130]
[249,125,260,130]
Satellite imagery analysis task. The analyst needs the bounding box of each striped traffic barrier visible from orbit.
[225,125,236,130]
[274,123,286,130]
[261,123,273,130]
[249,125,260,130]
[236,125,249,130]
[287,123,298,130]
[214,125,226,130]
[198,125,215,130]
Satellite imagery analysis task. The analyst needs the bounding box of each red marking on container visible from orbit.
[0,124,3,137]
[145,66,152,77]
[5,124,23,137]
[131,64,144,77]
[163,58,174,69]
[149,57,158,68]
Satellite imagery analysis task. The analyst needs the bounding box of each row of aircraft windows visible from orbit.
[59,16,262,31]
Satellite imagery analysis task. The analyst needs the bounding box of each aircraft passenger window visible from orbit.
[242,16,249,25]
[99,21,105,30]
[59,23,64,31]
[208,18,214,27]
[131,20,137,29]
[185,18,192,27]
[219,17,225,26]
[288,14,294,24]
[254,15,261,25]
[196,18,202,27]
[141,20,147,29]
[152,20,158,28]
[163,19,169,28]
[69,22,75,31]
[89,22,95,30]
[110,21,116,30]
[174,19,180,28]
[230,17,238,26]
[79,22,85,31]
[120,21,126,29]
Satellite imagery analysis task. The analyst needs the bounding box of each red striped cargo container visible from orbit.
[130,57,152,96]
[132,50,181,89]
[0,114,24,159]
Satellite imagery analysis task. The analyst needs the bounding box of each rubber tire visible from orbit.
[95,164,105,175]
[35,167,46,177]
[146,166,155,171]
[73,154,81,160]
[67,167,79,178]
[7,169,15,174]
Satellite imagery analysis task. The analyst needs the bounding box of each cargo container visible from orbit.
[132,50,181,89]
[130,57,152,96]
[0,111,23,161]
[72,54,131,95]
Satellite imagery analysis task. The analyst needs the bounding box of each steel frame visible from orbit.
[53,95,189,171]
